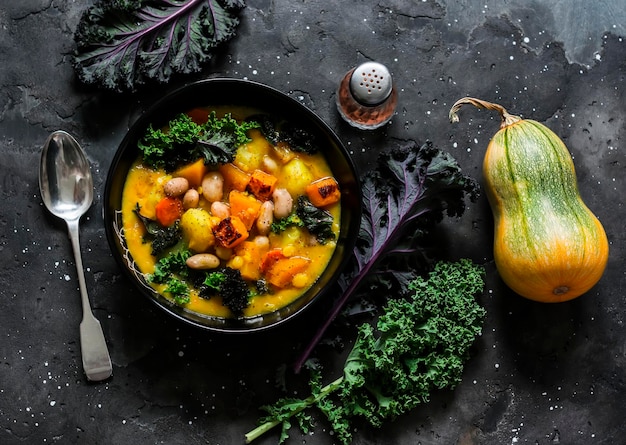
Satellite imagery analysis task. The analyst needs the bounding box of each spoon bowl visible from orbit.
[40,131,93,220]
[39,131,112,382]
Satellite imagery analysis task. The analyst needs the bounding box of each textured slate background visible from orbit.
[1,1,624,444]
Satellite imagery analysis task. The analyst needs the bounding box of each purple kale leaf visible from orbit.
[293,141,479,372]
[72,0,245,93]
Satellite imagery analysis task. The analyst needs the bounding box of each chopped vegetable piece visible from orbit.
[154,197,183,227]
[213,216,249,249]
[271,213,304,234]
[164,278,190,305]
[233,241,270,281]
[265,256,311,288]
[218,267,251,314]
[295,196,335,244]
[246,169,278,201]
[305,176,341,207]
[173,159,207,188]
[180,208,215,252]
[260,248,286,274]
[280,158,315,196]
[149,249,192,305]
[150,249,191,284]
[133,203,182,255]
[219,162,251,192]
[229,190,262,230]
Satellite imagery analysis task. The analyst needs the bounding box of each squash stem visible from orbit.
[449,97,522,128]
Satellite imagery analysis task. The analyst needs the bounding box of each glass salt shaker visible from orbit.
[336,61,397,130]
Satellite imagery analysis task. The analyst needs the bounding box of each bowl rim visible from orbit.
[104,77,362,333]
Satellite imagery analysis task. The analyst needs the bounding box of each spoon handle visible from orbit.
[66,218,113,382]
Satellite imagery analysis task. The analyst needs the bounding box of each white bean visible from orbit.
[262,155,278,174]
[256,201,274,235]
[201,171,224,202]
[210,201,230,219]
[253,236,270,249]
[182,189,200,209]
[272,188,293,219]
[186,253,220,270]
[164,177,189,197]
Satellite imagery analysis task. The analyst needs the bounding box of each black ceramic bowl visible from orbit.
[104,78,362,333]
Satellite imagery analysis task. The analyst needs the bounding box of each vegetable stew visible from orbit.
[121,108,341,318]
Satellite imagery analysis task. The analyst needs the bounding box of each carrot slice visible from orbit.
[154,197,183,226]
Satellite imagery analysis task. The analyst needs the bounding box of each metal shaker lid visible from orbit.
[349,62,393,106]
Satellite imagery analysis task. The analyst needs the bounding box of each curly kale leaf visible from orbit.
[73,0,246,92]
[149,249,192,304]
[138,112,259,171]
[197,267,251,315]
[295,196,335,244]
[252,114,320,154]
[149,249,191,284]
[246,260,486,444]
[340,260,486,428]
[271,213,304,234]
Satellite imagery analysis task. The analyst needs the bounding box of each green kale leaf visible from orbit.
[252,114,320,154]
[271,198,335,243]
[270,213,304,234]
[295,196,335,244]
[149,248,192,305]
[72,0,246,92]
[198,267,251,315]
[149,249,191,284]
[138,112,259,171]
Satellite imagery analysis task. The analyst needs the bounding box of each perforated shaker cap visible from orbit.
[349,62,393,106]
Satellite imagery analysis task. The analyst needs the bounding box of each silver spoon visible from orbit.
[39,131,112,382]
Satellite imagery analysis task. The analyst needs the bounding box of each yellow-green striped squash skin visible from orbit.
[483,119,609,302]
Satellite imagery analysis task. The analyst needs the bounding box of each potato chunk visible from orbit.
[279,158,314,196]
[180,208,215,252]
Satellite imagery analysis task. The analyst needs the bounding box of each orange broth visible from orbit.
[121,109,340,318]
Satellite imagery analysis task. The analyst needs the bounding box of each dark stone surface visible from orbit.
[1,1,624,444]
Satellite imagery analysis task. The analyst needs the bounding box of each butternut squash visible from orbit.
[450,97,609,302]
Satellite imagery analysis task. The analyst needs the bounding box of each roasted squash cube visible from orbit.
[246,169,278,201]
[212,216,249,249]
[305,176,341,207]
